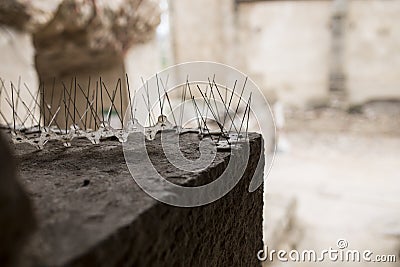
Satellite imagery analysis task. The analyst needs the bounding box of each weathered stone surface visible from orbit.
[0,0,61,32]
[0,132,36,267]
[15,132,264,266]
[33,0,161,79]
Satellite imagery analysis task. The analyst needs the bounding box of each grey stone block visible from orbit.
[16,132,264,267]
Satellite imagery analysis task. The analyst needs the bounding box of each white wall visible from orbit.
[169,0,400,108]
[345,0,400,104]
[170,0,331,108]
[0,27,38,126]
[237,1,331,107]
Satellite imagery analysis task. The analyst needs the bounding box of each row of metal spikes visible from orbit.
[0,75,252,149]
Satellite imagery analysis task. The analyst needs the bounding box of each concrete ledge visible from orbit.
[16,132,264,266]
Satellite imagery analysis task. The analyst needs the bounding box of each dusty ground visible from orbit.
[265,106,400,266]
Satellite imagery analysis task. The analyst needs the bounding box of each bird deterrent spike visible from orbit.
[101,81,123,125]
[13,86,40,127]
[200,83,210,129]
[228,77,247,134]
[100,77,105,124]
[15,77,21,114]
[24,82,62,131]
[195,84,225,137]
[38,82,43,131]
[62,82,68,132]
[42,82,47,130]
[222,79,237,127]
[156,74,163,117]
[84,77,91,130]
[10,82,16,132]
[142,93,154,126]
[160,74,169,113]
[105,85,117,124]
[2,75,253,149]
[179,82,187,131]
[118,78,124,128]
[61,82,78,130]
[47,106,61,128]
[73,77,77,127]
[211,79,238,134]
[95,81,99,129]
[141,77,156,126]
[238,92,252,139]
[160,76,177,127]
[63,82,81,129]
[126,73,134,125]
[77,83,101,130]
[192,96,214,141]
[4,96,25,130]
[245,93,252,140]
[191,96,202,134]
[88,86,95,129]
[208,75,222,124]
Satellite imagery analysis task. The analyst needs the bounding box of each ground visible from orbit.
[264,106,400,266]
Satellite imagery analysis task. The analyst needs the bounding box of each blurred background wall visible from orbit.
[1,0,400,120]
[169,0,400,108]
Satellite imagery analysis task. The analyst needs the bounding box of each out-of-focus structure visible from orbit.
[1,0,399,116]
[168,0,400,108]
[0,0,161,126]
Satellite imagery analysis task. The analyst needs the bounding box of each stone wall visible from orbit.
[237,1,331,108]
[344,0,400,104]
[169,0,400,108]
[14,132,264,266]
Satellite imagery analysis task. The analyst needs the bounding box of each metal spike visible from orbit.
[142,93,154,126]
[118,78,123,128]
[73,77,77,127]
[63,82,82,126]
[10,82,16,132]
[208,75,221,123]
[191,96,201,134]
[228,77,247,133]
[126,73,134,125]
[245,94,252,140]
[77,83,101,130]
[195,84,225,136]
[105,85,117,124]
[238,93,252,139]
[192,96,214,141]
[23,82,62,131]
[179,82,188,131]
[100,77,105,124]
[95,81,99,129]
[160,76,177,127]
[61,82,77,130]
[211,79,238,133]
[156,74,163,116]
[141,77,156,125]
[42,81,47,131]
[101,81,123,126]
[84,77,91,130]
[15,76,21,113]
[222,79,237,127]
